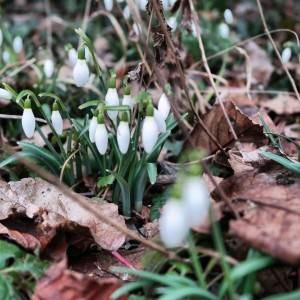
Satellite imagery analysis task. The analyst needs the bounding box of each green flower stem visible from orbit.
[187,233,207,289]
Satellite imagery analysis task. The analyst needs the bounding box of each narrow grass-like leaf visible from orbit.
[157,287,218,300]
[262,289,300,300]
[147,163,157,184]
[78,100,100,110]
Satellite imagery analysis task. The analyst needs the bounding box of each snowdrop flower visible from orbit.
[0,88,12,100]
[117,112,130,154]
[3,50,10,64]
[122,86,133,112]
[73,46,89,87]
[154,108,166,133]
[68,48,77,67]
[51,102,63,135]
[219,23,230,39]
[105,78,120,121]
[0,29,2,46]
[22,98,35,138]
[44,59,54,78]
[13,36,23,53]
[162,0,169,10]
[182,177,210,228]
[281,48,292,64]
[168,16,177,31]
[84,45,91,63]
[133,23,141,36]
[89,110,99,143]
[142,103,159,153]
[95,114,108,155]
[138,0,147,11]
[224,9,234,25]
[159,199,189,248]
[191,22,197,37]
[104,0,113,11]
[158,93,170,120]
[123,5,131,20]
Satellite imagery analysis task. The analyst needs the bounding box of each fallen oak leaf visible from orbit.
[0,178,126,252]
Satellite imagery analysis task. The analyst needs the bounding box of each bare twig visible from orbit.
[0,114,47,124]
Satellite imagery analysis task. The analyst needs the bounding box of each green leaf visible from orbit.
[78,100,100,110]
[150,188,171,221]
[262,289,300,300]
[97,174,115,188]
[147,163,157,184]
[0,240,24,269]
[0,275,20,300]
[260,151,300,176]
[157,287,218,300]
[133,92,152,104]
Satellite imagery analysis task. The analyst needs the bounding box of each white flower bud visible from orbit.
[159,200,189,248]
[73,59,89,87]
[51,110,63,135]
[133,23,141,36]
[168,16,177,31]
[0,29,3,46]
[95,123,108,154]
[142,116,159,153]
[44,59,54,78]
[281,48,292,64]
[117,121,130,154]
[89,116,98,143]
[13,36,23,53]
[154,108,166,133]
[224,9,234,25]
[139,0,147,11]
[182,177,210,228]
[123,5,131,20]
[219,23,230,39]
[68,48,77,67]
[22,108,35,138]
[0,88,12,100]
[3,50,10,64]
[122,94,133,111]
[84,45,91,63]
[104,0,113,11]
[158,93,170,120]
[162,0,169,10]
[105,88,120,121]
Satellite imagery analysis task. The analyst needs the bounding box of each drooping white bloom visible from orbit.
[182,177,210,228]
[0,88,12,100]
[219,23,230,39]
[95,123,108,155]
[0,29,3,46]
[73,59,89,87]
[123,5,131,20]
[159,200,189,248]
[89,116,98,143]
[22,100,35,138]
[168,16,177,31]
[3,50,10,64]
[68,48,77,67]
[84,45,91,63]
[133,23,141,36]
[13,36,23,53]
[117,120,130,154]
[158,93,170,120]
[138,0,147,11]
[191,22,197,37]
[105,87,120,121]
[44,59,54,78]
[51,103,63,135]
[162,0,169,10]
[281,48,292,64]
[224,9,234,25]
[142,116,159,153]
[122,94,133,111]
[154,108,166,133]
[104,0,113,11]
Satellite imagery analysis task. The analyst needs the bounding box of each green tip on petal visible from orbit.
[78,46,85,60]
[121,111,128,122]
[24,98,31,109]
[146,103,154,117]
[93,109,99,117]
[124,86,130,96]
[97,113,105,124]
[109,77,116,89]
[52,102,59,111]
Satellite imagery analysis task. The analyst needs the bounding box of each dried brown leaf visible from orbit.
[261,95,300,115]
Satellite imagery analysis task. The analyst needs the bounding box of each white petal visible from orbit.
[0,88,12,100]
[73,59,89,87]
[133,23,141,36]
[159,200,189,248]
[122,94,133,111]
[182,177,210,228]
[219,23,230,39]
[123,5,131,20]
[142,116,159,153]
[224,9,233,25]
[51,110,63,135]
[22,108,35,138]
[139,0,147,10]
[3,51,10,64]
[95,124,108,154]
[158,93,170,120]
[89,116,98,143]
[105,88,120,121]
[104,0,113,11]
[68,48,77,66]
[13,36,23,53]
[0,29,3,46]
[84,45,91,63]
[281,48,292,64]
[44,59,54,78]
[117,121,130,154]
[162,0,169,10]
[168,16,177,31]
[154,108,166,133]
